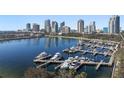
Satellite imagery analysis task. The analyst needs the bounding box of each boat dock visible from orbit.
[96,60,103,70]
[74,63,83,70]
[34,39,118,71]
[34,59,64,68]
[34,56,114,70]
[34,59,64,63]
[79,50,112,56]
[36,61,51,68]
[54,64,63,70]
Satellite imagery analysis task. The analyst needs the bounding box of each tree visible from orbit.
[75,72,87,78]
[24,67,87,78]
[24,67,55,78]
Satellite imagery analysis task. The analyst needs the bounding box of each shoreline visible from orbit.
[0,36,42,42]
[0,34,118,78]
[0,32,120,43]
[45,35,120,43]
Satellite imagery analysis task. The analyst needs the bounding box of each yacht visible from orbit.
[63,48,69,52]
[50,52,62,61]
[35,52,52,59]
[60,57,73,69]
[69,62,80,69]
[80,56,86,60]
[60,61,69,69]
[63,46,78,53]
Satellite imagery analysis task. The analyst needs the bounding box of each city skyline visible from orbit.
[0,15,124,31]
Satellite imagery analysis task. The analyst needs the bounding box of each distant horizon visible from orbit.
[0,15,124,31]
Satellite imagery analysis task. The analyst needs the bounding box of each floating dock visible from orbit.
[54,64,63,70]
[34,56,114,70]
[95,60,103,70]
[79,50,112,56]
[34,39,118,71]
[74,63,83,70]
[36,61,51,68]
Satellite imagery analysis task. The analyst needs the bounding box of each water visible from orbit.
[0,37,113,78]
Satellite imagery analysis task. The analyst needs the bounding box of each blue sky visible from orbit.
[0,15,123,31]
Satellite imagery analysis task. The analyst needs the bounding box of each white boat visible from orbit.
[74,56,79,60]
[70,47,75,50]
[80,56,86,60]
[60,57,72,69]
[69,61,80,69]
[60,62,69,69]
[50,52,62,61]
[35,52,51,59]
[69,63,76,69]
[78,41,84,46]
[63,48,69,52]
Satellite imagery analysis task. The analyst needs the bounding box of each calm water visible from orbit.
[0,37,113,78]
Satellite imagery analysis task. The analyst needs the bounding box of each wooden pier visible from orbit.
[35,59,64,68]
[79,50,111,56]
[34,57,114,70]
[74,63,83,70]
[34,59,64,63]
[54,64,63,70]
[96,60,103,70]
[34,51,115,70]
[36,61,51,68]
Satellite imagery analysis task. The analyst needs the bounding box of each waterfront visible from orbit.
[0,37,113,78]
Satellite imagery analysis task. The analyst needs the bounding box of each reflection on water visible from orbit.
[0,37,113,78]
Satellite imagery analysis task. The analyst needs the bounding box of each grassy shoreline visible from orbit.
[111,48,124,78]
[45,35,120,43]
[0,36,42,42]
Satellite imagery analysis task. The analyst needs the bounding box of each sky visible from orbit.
[0,15,123,31]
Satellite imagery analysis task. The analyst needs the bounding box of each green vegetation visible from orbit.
[113,48,124,78]
[0,32,43,41]
[46,32,121,42]
[24,67,87,78]
[63,33,121,42]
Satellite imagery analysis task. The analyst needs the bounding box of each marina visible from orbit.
[0,36,118,77]
[34,38,119,72]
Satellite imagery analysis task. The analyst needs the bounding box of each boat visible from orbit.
[63,48,69,52]
[78,41,84,46]
[63,46,78,53]
[80,56,86,60]
[50,52,62,61]
[35,52,52,59]
[60,57,73,69]
[69,63,76,69]
[60,61,69,69]
[69,61,80,69]
[74,56,80,61]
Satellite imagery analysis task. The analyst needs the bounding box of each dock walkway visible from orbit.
[96,60,103,70]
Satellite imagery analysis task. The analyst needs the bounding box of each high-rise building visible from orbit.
[88,21,96,33]
[62,26,70,34]
[32,23,40,31]
[51,21,58,33]
[85,26,88,33]
[109,15,120,34]
[60,21,65,32]
[26,23,31,31]
[45,19,51,33]
[109,18,114,34]
[103,27,108,33]
[114,15,120,33]
[88,24,92,33]
[77,19,84,33]
[91,21,96,32]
